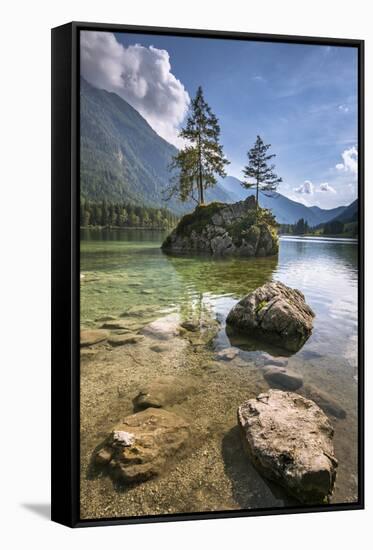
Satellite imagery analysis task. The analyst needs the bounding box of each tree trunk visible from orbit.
[200,174,204,205]
[256,178,259,219]
[198,131,204,205]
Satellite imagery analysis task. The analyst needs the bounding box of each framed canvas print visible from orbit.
[51,22,364,527]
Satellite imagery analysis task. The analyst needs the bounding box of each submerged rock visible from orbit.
[80,329,109,347]
[216,348,240,361]
[226,281,315,352]
[94,408,189,483]
[141,314,180,340]
[95,315,117,322]
[303,384,347,419]
[238,390,338,503]
[161,197,278,257]
[255,352,289,368]
[263,366,303,390]
[100,319,134,331]
[150,343,170,353]
[108,334,144,346]
[181,317,220,347]
[133,376,196,411]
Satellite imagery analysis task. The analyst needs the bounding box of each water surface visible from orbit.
[80,229,359,517]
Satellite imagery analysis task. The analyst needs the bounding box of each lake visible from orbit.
[80,229,359,518]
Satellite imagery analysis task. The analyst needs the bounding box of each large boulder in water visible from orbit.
[94,408,189,483]
[226,281,315,352]
[161,197,278,257]
[238,390,338,503]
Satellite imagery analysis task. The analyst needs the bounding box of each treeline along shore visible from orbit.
[80,198,179,230]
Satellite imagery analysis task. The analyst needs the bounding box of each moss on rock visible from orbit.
[162,196,278,257]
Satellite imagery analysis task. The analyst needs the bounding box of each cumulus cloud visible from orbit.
[319,182,336,193]
[80,31,190,147]
[294,180,337,196]
[335,146,358,174]
[294,180,314,194]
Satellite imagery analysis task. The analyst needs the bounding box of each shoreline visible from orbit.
[80,225,172,231]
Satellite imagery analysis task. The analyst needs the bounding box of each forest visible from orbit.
[80,198,179,230]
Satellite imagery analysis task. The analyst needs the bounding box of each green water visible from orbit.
[80,229,359,515]
[81,229,358,367]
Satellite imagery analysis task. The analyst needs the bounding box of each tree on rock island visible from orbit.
[242,135,282,216]
[167,86,229,205]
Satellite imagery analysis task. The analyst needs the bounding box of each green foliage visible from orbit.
[255,300,268,314]
[229,218,258,245]
[242,135,282,210]
[278,217,357,238]
[293,218,310,235]
[167,86,230,205]
[175,202,225,236]
[278,218,310,235]
[323,220,344,235]
[80,198,178,230]
[344,221,358,237]
[257,207,279,228]
[229,206,278,246]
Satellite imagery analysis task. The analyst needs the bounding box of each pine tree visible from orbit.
[168,86,229,205]
[242,135,282,214]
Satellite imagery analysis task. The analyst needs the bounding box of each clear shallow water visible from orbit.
[80,228,359,512]
[81,229,358,370]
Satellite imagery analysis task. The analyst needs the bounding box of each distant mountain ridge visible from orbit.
[81,77,353,225]
[218,176,349,226]
[327,199,358,224]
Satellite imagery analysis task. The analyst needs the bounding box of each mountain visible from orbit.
[81,78,351,225]
[218,175,348,226]
[80,77,230,214]
[327,199,358,224]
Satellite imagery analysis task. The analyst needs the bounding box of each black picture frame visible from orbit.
[51,21,365,528]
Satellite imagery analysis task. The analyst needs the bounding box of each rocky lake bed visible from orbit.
[80,229,358,519]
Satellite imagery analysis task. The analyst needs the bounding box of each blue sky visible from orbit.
[81,31,358,209]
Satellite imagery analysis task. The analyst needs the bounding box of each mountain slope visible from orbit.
[218,175,347,225]
[327,199,358,224]
[80,78,230,214]
[81,78,351,224]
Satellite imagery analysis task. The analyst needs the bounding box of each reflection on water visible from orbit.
[81,229,358,370]
[80,228,359,513]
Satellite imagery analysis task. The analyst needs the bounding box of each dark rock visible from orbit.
[238,390,338,503]
[226,281,315,352]
[263,366,303,390]
[180,320,200,332]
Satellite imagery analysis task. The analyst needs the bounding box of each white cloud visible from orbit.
[319,182,336,193]
[294,180,314,194]
[251,75,265,82]
[294,180,337,198]
[338,104,349,113]
[80,31,190,147]
[335,146,358,174]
